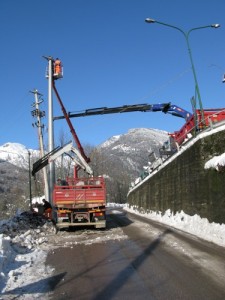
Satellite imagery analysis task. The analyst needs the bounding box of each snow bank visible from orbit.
[0,212,55,299]
[124,205,225,247]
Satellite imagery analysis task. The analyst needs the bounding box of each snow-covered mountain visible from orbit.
[98,128,168,177]
[0,129,168,173]
[0,142,39,169]
[101,128,167,149]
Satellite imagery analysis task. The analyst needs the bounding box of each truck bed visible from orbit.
[53,177,106,208]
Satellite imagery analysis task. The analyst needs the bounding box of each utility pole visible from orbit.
[43,56,55,207]
[30,89,49,201]
[42,55,62,207]
[28,150,32,210]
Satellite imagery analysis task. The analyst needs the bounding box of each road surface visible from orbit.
[45,207,225,300]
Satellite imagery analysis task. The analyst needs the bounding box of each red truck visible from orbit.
[32,142,107,229]
[53,176,106,229]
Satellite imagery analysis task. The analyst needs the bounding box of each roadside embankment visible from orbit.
[128,126,225,224]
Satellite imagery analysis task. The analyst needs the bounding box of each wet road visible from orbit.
[46,208,225,300]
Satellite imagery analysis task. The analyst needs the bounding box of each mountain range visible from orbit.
[0,128,168,218]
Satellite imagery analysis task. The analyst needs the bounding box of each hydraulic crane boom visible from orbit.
[52,81,90,165]
[53,102,192,121]
[32,141,93,177]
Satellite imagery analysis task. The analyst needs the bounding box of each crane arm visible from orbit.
[53,102,192,121]
[32,142,72,176]
[52,81,90,163]
[150,103,192,120]
[32,142,93,176]
[70,146,93,176]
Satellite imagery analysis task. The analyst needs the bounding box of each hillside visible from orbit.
[91,128,168,203]
[0,159,29,219]
[0,143,40,219]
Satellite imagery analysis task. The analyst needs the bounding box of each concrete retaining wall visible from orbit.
[127,129,225,224]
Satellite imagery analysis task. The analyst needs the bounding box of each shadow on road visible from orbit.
[92,228,172,300]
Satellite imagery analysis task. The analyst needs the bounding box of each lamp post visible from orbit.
[145,18,220,126]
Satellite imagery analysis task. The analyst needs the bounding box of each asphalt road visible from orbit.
[46,207,225,300]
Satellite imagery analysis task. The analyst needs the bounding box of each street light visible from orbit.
[145,18,220,126]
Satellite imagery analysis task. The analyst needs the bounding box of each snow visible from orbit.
[0,211,55,300]
[100,135,121,148]
[204,152,225,171]
[0,203,225,299]
[123,205,225,247]
[0,143,39,169]
[112,144,136,152]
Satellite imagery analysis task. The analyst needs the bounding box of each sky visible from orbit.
[0,0,225,150]
[0,204,225,298]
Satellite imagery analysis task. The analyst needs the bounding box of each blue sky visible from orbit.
[0,0,225,150]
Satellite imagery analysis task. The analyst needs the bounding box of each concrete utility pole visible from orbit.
[27,150,32,210]
[30,89,49,201]
[43,56,55,206]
